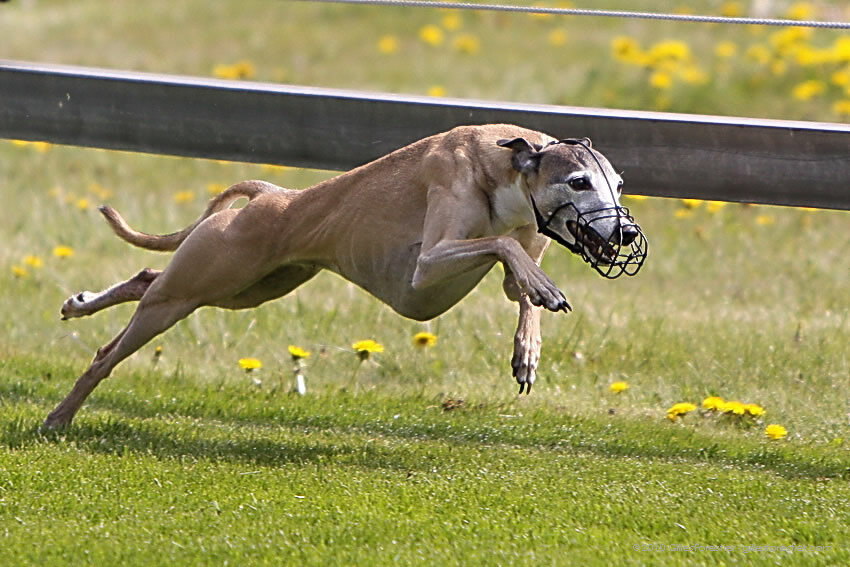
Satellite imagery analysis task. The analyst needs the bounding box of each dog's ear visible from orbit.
[497,137,541,174]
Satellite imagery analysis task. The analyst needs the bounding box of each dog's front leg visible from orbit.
[412,237,570,312]
[512,295,542,393]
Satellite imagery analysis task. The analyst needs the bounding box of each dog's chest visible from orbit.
[489,177,535,233]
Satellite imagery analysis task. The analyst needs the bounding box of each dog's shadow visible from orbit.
[3,415,418,472]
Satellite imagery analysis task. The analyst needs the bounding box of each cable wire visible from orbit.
[302,0,850,30]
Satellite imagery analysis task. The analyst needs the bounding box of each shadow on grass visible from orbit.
[2,415,423,472]
[3,374,849,481]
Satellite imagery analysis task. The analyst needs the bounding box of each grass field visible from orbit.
[2,1,850,565]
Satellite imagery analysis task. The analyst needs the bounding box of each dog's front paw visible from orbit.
[60,291,97,320]
[522,271,571,313]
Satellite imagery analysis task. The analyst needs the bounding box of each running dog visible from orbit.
[46,124,647,428]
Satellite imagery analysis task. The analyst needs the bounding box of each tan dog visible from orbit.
[46,124,646,428]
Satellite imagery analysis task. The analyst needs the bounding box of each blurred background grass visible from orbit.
[1,0,848,444]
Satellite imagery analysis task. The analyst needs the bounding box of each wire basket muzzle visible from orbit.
[535,201,648,279]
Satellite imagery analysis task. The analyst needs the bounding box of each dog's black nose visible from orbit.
[618,224,639,246]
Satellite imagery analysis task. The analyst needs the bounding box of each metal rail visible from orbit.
[1,60,848,210]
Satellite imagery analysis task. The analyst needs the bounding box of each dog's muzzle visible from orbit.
[532,199,648,279]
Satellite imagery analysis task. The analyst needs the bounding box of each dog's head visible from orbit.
[497,136,647,278]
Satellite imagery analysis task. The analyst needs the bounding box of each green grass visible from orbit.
[2,1,850,565]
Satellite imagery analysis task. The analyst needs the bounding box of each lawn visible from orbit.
[2,1,849,565]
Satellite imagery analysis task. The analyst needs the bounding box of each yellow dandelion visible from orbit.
[11,265,28,278]
[832,70,850,88]
[452,34,480,55]
[721,400,746,415]
[706,200,728,213]
[714,41,737,59]
[745,403,765,417]
[765,424,788,440]
[719,1,742,18]
[413,332,437,348]
[75,197,90,211]
[353,339,384,362]
[206,183,226,195]
[441,12,462,31]
[833,100,850,116]
[649,70,673,90]
[213,61,255,80]
[377,35,399,55]
[666,402,697,421]
[755,214,775,226]
[238,357,263,372]
[288,345,311,360]
[833,37,850,63]
[609,381,630,394]
[173,190,196,204]
[88,182,113,199]
[786,2,814,21]
[674,208,694,219]
[427,85,447,97]
[23,255,43,269]
[624,194,648,202]
[611,36,645,66]
[746,44,771,65]
[419,24,444,47]
[52,245,75,259]
[648,40,691,64]
[548,29,568,47]
[353,340,383,354]
[702,396,725,411]
[680,65,709,85]
[681,198,703,209]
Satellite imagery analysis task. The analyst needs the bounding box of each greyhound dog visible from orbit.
[45,124,646,428]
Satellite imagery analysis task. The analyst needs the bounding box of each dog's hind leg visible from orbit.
[45,292,198,428]
[60,268,161,320]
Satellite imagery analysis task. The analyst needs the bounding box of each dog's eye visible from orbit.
[568,176,591,191]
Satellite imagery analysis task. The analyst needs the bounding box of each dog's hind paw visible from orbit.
[60,291,97,320]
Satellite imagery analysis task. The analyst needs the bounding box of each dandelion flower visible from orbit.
[11,265,28,278]
[719,1,742,17]
[791,80,825,101]
[441,12,462,31]
[706,201,727,214]
[649,70,673,90]
[53,245,75,259]
[666,402,697,421]
[765,424,788,440]
[755,214,775,226]
[832,100,850,116]
[786,2,814,21]
[377,35,399,55]
[714,41,737,58]
[413,332,437,348]
[419,24,444,47]
[548,29,568,47]
[427,85,446,97]
[238,357,263,372]
[745,403,765,417]
[75,197,90,211]
[353,340,384,362]
[288,345,311,360]
[452,34,480,55]
[173,190,195,204]
[609,381,629,394]
[23,255,43,269]
[721,400,746,415]
[702,396,725,411]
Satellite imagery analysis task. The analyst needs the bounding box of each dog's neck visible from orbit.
[489,173,536,233]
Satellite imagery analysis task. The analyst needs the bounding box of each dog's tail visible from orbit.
[99,180,278,252]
